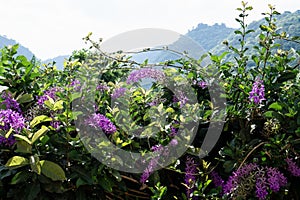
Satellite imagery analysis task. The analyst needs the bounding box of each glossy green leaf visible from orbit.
[5,156,29,169]
[31,126,49,143]
[30,115,52,128]
[40,160,66,181]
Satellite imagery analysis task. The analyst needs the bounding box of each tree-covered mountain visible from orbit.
[0,35,35,59]
[186,23,234,51]
[131,23,234,63]
[211,10,300,56]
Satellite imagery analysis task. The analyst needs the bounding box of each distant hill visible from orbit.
[187,23,234,51]
[43,55,69,70]
[0,35,35,59]
[131,23,234,63]
[211,10,300,58]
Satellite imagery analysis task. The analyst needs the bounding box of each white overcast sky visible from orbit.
[0,0,299,60]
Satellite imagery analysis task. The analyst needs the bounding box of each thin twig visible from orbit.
[238,141,266,170]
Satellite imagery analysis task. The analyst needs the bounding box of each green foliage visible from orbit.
[0,2,300,199]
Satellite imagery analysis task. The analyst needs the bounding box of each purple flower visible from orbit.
[211,171,225,188]
[223,163,258,194]
[222,163,287,199]
[286,158,300,177]
[126,68,165,84]
[148,101,158,106]
[185,157,198,199]
[1,93,21,113]
[50,120,60,130]
[148,98,166,107]
[69,79,81,91]
[0,109,25,132]
[198,81,208,89]
[111,87,126,99]
[140,144,164,184]
[151,144,163,152]
[37,87,60,106]
[266,167,287,192]
[255,168,268,200]
[169,120,179,137]
[0,135,16,147]
[173,91,188,108]
[170,138,178,146]
[249,78,265,104]
[96,84,109,91]
[85,113,117,134]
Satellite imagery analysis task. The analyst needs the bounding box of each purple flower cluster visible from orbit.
[211,171,225,188]
[255,168,268,200]
[249,78,265,104]
[173,91,188,108]
[266,167,287,192]
[69,79,81,91]
[126,68,165,84]
[37,87,60,106]
[96,84,109,91]
[170,138,178,146]
[50,120,60,130]
[140,145,163,184]
[148,97,166,107]
[1,93,22,113]
[286,158,300,177]
[169,120,179,137]
[185,157,198,199]
[223,163,258,194]
[0,109,25,132]
[215,163,287,199]
[197,81,208,89]
[0,136,16,147]
[85,113,117,134]
[0,109,25,147]
[111,87,126,99]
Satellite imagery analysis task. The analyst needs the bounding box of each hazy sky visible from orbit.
[0,0,299,60]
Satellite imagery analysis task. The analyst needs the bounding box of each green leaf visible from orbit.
[5,127,13,138]
[71,92,82,102]
[268,102,282,111]
[5,156,29,169]
[44,97,54,109]
[111,170,122,182]
[30,115,52,128]
[53,100,64,111]
[76,178,88,188]
[99,176,113,192]
[10,171,31,185]
[166,107,175,113]
[121,140,132,147]
[17,94,33,103]
[25,183,41,200]
[263,111,274,118]
[40,160,66,181]
[234,30,243,35]
[14,134,32,145]
[31,126,49,143]
[157,103,164,114]
[15,140,32,154]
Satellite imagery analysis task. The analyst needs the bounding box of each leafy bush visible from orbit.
[0,2,299,200]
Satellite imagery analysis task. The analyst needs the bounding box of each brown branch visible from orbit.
[238,141,266,170]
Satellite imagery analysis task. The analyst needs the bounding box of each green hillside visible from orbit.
[186,23,234,51]
[211,10,300,57]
